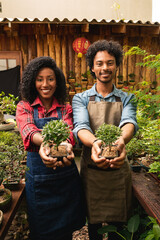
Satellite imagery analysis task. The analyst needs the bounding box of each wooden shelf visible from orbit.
[132,171,160,225]
[0,183,25,240]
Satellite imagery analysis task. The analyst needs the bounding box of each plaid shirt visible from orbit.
[16,96,75,152]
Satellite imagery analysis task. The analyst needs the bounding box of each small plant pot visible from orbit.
[75,87,82,93]
[129,80,136,86]
[68,78,75,84]
[0,188,12,212]
[101,145,119,159]
[116,83,123,89]
[3,178,21,190]
[130,160,142,172]
[49,144,68,159]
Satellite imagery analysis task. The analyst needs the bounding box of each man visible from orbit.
[72,40,138,240]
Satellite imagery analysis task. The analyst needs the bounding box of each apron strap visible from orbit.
[89,95,122,102]
[56,107,62,119]
[33,107,39,118]
[89,96,96,101]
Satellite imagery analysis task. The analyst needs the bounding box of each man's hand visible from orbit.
[109,136,126,169]
[91,140,110,169]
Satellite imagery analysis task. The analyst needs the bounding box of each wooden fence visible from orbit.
[0,23,159,89]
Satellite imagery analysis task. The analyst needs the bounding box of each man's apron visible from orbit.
[26,107,85,240]
[81,96,132,224]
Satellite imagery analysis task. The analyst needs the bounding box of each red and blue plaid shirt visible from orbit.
[16,96,75,152]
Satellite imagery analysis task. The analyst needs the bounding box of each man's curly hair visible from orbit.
[20,56,66,104]
[86,40,123,78]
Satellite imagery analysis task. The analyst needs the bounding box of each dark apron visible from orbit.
[26,107,85,240]
[81,96,132,224]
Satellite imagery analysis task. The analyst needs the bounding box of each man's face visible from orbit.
[92,51,117,84]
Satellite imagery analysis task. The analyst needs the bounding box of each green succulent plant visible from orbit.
[42,120,70,150]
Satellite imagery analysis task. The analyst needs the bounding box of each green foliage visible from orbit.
[95,124,122,150]
[0,131,27,182]
[124,46,160,76]
[0,91,19,115]
[98,213,160,240]
[149,162,160,178]
[42,120,70,148]
[124,46,160,174]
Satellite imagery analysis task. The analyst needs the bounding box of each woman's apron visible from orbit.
[81,96,132,224]
[26,107,85,240]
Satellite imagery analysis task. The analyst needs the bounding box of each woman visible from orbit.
[16,56,85,240]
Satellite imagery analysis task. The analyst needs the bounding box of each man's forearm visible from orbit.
[121,123,135,144]
[78,129,97,148]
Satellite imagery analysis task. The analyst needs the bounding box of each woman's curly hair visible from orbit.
[86,40,123,78]
[20,56,66,104]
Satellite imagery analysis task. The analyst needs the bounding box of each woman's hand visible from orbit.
[109,136,126,169]
[39,143,58,169]
[60,142,74,167]
[91,140,110,169]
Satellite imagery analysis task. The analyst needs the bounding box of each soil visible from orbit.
[101,145,118,159]
[50,144,67,157]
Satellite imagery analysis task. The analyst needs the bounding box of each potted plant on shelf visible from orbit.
[128,73,136,86]
[0,131,27,190]
[0,92,18,131]
[68,71,76,84]
[74,82,82,93]
[42,120,70,159]
[95,124,122,159]
[116,75,124,89]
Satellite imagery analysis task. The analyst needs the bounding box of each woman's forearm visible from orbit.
[32,132,43,146]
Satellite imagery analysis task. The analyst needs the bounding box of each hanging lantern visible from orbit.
[72,37,91,58]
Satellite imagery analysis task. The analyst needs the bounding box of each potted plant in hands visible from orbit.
[42,120,70,159]
[95,124,122,159]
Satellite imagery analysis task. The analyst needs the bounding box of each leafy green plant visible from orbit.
[98,214,160,240]
[0,131,27,183]
[68,71,75,79]
[0,91,19,123]
[124,46,160,76]
[149,162,160,178]
[42,120,70,150]
[95,124,122,152]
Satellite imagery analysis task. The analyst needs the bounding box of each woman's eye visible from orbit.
[36,78,43,82]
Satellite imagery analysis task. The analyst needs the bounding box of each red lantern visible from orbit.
[73,37,91,58]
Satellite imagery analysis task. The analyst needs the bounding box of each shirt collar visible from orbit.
[31,96,64,109]
[88,83,122,98]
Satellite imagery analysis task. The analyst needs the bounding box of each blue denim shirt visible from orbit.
[72,84,138,138]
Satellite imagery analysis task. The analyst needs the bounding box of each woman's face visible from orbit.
[35,67,56,102]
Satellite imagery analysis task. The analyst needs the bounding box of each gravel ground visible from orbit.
[3,207,90,240]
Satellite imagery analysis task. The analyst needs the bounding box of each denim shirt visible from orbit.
[72,84,138,138]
